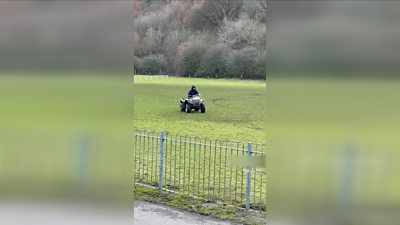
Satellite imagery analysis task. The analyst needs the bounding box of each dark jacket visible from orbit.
[188,88,199,97]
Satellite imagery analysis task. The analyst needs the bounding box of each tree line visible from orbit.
[133,0,266,79]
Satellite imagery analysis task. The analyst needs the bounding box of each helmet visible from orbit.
[191,85,196,89]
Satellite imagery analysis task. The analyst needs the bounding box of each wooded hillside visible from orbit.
[133,0,267,79]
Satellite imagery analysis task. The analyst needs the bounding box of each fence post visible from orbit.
[75,134,90,190]
[246,142,252,209]
[158,131,165,190]
[340,143,355,209]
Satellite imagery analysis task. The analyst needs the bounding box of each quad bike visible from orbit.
[180,94,206,113]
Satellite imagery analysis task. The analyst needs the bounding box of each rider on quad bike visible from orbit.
[188,85,199,98]
[180,85,205,113]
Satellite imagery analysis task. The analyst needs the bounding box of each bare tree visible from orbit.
[259,0,267,12]
[218,15,266,50]
[142,26,164,55]
[189,0,244,30]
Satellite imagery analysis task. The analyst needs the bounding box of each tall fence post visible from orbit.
[340,143,355,209]
[75,133,90,190]
[246,142,252,209]
[158,131,165,190]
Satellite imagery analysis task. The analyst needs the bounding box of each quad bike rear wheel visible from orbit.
[180,102,185,111]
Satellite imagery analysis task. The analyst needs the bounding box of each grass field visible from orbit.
[267,78,400,210]
[133,77,267,145]
[0,74,132,204]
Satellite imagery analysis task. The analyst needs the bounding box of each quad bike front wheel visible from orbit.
[185,104,191,113]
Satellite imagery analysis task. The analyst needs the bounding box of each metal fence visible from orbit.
[134,128,266,211]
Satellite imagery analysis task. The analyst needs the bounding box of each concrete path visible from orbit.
[134,200,237,225]
[0,199,237,225]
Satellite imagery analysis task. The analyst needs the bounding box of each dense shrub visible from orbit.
[226,47,257,79]
[162,29,191,73]
[250,51,267,80]
[134,54,167,75]
[177,41,207,77]
[198,44,231,78]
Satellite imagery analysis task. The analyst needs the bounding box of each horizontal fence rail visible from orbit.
[134,128,266,211]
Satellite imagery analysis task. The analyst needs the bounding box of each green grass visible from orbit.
[266,78,400,209]
[133,77,267,145]
[0,74,132,205]
[267,78,400,144]
[0,74,132,131]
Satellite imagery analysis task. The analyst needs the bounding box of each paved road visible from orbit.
[0,199,237,225]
